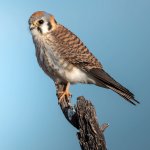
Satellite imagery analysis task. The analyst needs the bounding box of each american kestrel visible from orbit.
[29,11,139,105]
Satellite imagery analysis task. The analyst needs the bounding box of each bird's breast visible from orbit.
[34,36,95,84]
[37,47,93,84]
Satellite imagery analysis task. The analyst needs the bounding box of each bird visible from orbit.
[29,11,139,105]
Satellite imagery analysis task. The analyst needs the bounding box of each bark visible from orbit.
[55,83,108,150]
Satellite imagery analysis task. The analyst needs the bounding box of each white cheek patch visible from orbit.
[41,22,49,34]
[31,23,49,37]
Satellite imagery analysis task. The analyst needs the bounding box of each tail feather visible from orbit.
[106,85,139,105]
[88,68,140,105]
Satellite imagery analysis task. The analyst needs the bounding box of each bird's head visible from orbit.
[29,11,57,36]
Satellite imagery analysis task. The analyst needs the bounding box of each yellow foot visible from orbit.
[58,83,71,103]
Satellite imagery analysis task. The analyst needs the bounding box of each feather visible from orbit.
[88,68,140,105]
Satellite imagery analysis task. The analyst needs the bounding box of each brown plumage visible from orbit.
[29,11,139,105]
[51,25,102,70]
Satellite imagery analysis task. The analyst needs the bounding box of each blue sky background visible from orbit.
[0,0,150,150]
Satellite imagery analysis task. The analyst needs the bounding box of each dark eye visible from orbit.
[38,20,44,24]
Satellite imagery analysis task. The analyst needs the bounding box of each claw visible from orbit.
[58,83,71,103]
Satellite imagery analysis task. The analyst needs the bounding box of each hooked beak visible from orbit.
[30,22,39,30]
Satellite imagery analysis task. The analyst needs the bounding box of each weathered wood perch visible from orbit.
[55,83,108,150]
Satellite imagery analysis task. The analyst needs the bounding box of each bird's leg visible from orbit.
[58,82,71,103]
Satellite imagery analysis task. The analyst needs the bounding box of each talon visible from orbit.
[58,83,71,103]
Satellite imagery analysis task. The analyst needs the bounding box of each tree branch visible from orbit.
[55,83,108,150]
